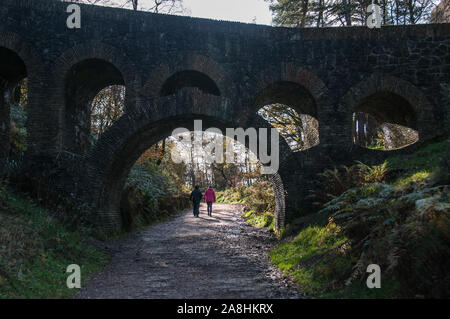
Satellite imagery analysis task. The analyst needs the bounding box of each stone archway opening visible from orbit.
[90,85,126,145]
[119,127,279,231]
[0,47,28,157]
[254,81,320,151]
[64,58,125,155]
[258,104,318,152]
[352,92,419,150]
[9,78,28,155]
[91,114,286,232]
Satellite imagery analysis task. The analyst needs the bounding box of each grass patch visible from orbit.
[393,170,431,188]
[387,139,449,188]
[270,222,358,297]
[242,208,274,229]
[0,183,109,299]
[388,139,449,172]
[270,221,405,298]
[270,223,347,270]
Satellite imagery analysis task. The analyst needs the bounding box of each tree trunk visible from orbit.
[342,0,352,26]
[156,138,166,166]
[300,0,309,27]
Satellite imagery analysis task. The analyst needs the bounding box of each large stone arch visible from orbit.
[142,53,232,99]
[0,30,45,156]
[82,89,289,231]
[341,73,436,146]
[49,41,139,152]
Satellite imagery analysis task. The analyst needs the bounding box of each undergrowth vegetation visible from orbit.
[308,161,390,208]
[0,179,109,298]
[0,158,190,298]
[270,139,450,298]
[121,161,190,232]
[0,152,190,298]
[217,180,276,230]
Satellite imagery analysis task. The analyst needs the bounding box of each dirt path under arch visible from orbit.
[76,203,303,299]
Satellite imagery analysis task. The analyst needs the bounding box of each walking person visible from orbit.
[190,185,203,217]
[204,186,216,217]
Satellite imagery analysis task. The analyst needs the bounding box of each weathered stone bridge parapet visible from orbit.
[0,0,449,231]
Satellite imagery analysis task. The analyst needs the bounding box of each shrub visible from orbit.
[310,161,389,208]
[327,184,450,298]
[271,184,450,298]
[272,140,450,298]
[9,103,28,155]
[120,162,190,231]
[356,161,389,184]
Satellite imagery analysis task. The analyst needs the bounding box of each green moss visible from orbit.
[387,139,449,174]
[271,224,347,267]
[2,248,108,299]
[269,221,407,298]
[269,223,348,294]
[319,278,403,299]
[393,170,431,188]
[243,209,274,229]
[386,139,449,189]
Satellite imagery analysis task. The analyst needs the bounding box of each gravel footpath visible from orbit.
[76,203,303,299]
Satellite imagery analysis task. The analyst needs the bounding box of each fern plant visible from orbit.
[324,183,450,297]
[310,161,389,208]
[356,161,389,184]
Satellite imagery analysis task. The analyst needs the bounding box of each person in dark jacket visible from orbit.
[190,185,203,217]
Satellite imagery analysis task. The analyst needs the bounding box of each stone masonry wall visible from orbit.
[0,0,449,230]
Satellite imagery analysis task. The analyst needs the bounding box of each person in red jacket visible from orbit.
[204,186,216,217]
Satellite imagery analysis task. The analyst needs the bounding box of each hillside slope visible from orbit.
[270,139,450,298]
[0,181,109,298]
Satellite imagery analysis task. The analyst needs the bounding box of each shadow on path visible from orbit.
[76,203,303,299]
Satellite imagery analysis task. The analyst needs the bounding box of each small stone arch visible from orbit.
[246,64,330,151]
[52,41,137,91]
[50,41,138,152]
[341,73,435,145]
[0,30,44,156]
[252,63,331,116]
[142,53,231,99]
[0,30,43,80]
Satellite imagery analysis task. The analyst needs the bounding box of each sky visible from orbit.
[182,0,273,25]
[89,0,274,25]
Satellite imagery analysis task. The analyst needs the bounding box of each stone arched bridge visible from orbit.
[0,0,449,231]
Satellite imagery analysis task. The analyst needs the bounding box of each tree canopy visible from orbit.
[266,0,439,27]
